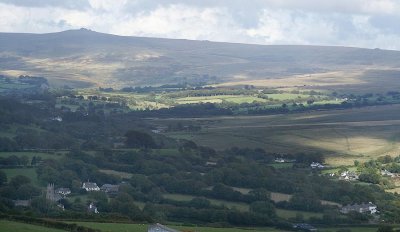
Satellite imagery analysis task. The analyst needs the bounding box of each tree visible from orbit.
[0,170,6,186]
[189,197,211,209]
[16,184,41,199]
[10,175,31,188]
[249,201,276,216]
[125,130,156,148]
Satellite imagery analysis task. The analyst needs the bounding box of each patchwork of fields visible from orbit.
[149,104,400,166]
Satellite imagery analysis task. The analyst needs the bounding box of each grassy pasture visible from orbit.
[163,193,250,211]
[0,151,64,160]
[150,105,400,166]
[176,95,268,104]
[163,193,329,221]
[275,209,322,220]
[0,220,66,232]
[99,169,133,179]
[1,168,39,185]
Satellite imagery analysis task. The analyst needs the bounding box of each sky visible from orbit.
[1,0,400,50]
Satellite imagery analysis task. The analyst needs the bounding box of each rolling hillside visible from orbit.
[1,28,400,89]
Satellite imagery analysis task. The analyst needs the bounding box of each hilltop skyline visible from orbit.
[0,0,400,50]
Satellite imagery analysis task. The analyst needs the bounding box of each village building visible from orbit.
[148,223,180,232]
[46,183,62,202]
[55,187,71,197]
[87,202,99,214]
[340,202,378,214]
[82,182,100,191]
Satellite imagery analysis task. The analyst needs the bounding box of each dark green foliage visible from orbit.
[125,130,157,148]
[249,201,276,216]
[0,170,6,186]
[9,175,31,188]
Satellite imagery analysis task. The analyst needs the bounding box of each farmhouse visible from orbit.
[82,182,100,191]
[340,202,377,214]
[148,223,180,232]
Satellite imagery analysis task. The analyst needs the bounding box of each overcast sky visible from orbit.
[1,0,400,50]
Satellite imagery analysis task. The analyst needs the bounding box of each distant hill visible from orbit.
[1,28,400,89]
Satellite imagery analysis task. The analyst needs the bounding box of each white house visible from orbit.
[82,182,100,191]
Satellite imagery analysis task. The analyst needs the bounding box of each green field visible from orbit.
[0,151,64,160]
[275,209,322,220]
[149,104,400,166]
[0,220,65,232]
[164,193,250,211]
[176,95,268,104]
[1,168,39,185]
[163,193,326,221]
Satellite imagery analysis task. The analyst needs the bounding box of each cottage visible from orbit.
[340,202,377,214]
[55,187,71,196]
[82,182,100,191]
[148,223,180,232]
[88,202,99,214]
[100,184,119,194]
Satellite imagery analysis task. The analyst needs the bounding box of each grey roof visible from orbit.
[100,184,119,192]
